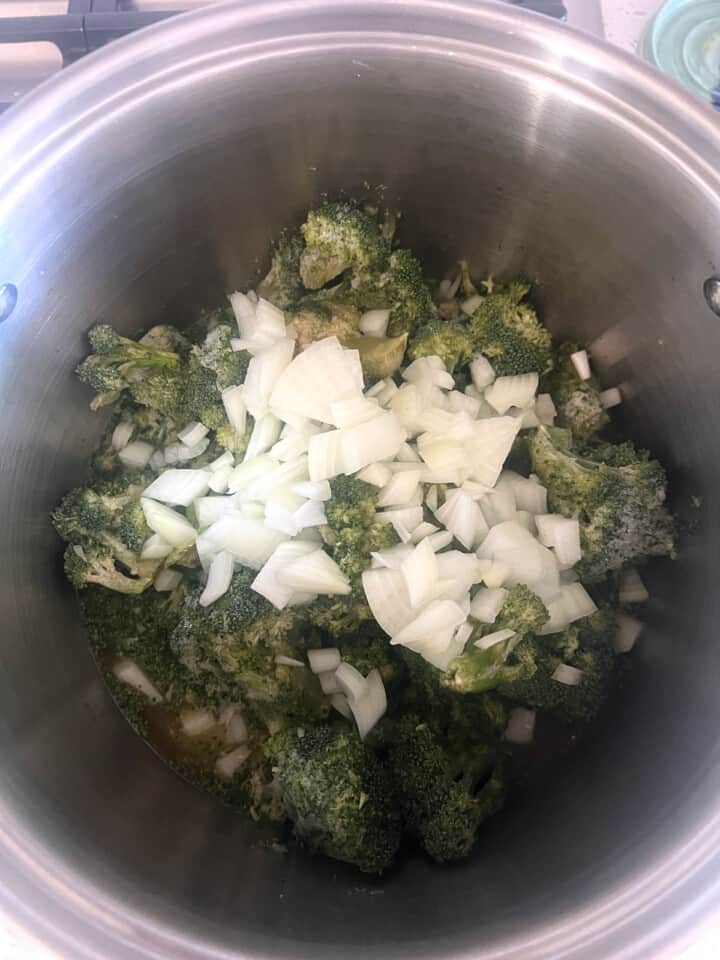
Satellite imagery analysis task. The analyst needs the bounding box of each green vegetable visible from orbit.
[467,280,553,376]
[545,342,609,442]
[268,725,402,873]
[299,202,390,289]
[259,231,305,309]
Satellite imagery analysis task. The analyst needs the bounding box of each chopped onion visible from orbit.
[180,708,217,737]
[461,293,484,316]
[417,433,465,473]
[535,393,557,426]
[277,548,350,595]
[478,520,559,594]
[359,309,390,337]
[330,397,381,430]
[251,540,318,609]
[362,567,415,636]
[149,450,166,471]
[198,513,288,570]
[390,383,425,437]
[514,510,536,534]
[615,612,642,653]
[482,561,510,588]
[208,465,232,495]
[410,521,439,543]
[293,480,331,501]
[506,475,548,515]
[163,444,180,465]
[373,379,399,408]
[209,451,234,472]
[230,293,286,354]
[319,670,343,695]
[270,336,363,424]
[308,648,341,674]
[481,488,517,527]
[426,529,453,552]
[340,412,405,475]
[391,599,467,650]
[141,498,197,548]
[435,489,487,550]
[225,711,248,745]
[475,627,516,651]
[119,441,154,470]
[504,708,535,744]
[178,421,209,448]
[377,469,421,508]
[113,658,163,703]
[539,583,598,634]
[485,373,539,415]
[552,663,585,685]
[215,744,251,780]
[600,387,622,409]
[453,621,473,654]
[371,544,414,569]
[356,462,392,488]
[470,586,508,623]
[535,515,582,566]
[470,355,495,391]
[140,533,173,562]
[194,495,238,530]
[330,693,353,719]
[467,417,521,487]
[350,669,387,739]
[275,655,305,668]
[154,568,183,592]
[244,456,309,503]
[227,455,275,496]
[217,386,247,439]
[425,484,439,512]
[619,568,649,604]
[244,412,282,460]
[293,498,327,531]
[143,469,211,507]
[436,550,487,587]
[111,421,134,451]
[335,663,369,703]
[570,349,591,380]
[377,506,423,541]
[308,430,344,482]
[199,550,234,607]
[401,539,439,608]
[242,338,295,419]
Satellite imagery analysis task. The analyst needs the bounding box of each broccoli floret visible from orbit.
[116,500,150,553]
[194,324,249,391]
[289,299,361,346]
[138,324,190,355]
[259,231,305,309]
[407,316,473,372]
[52,486,117,540]
[300,202,390,289]
[498,606,617,723]
[268,725,401,873]
[214,422,251,457]
[64,541,153,593]
[441,586,549,695]
[341,333,408,381]
[545,343,609,442]
[529,427,675,581]
[77,325,183,412]
[389,716,505,862]
[382,248,438,337]
[467,280,553,376]
[323,476,397,581]
[306,593,373,638]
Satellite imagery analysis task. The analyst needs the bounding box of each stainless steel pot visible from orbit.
[1,2,720,957]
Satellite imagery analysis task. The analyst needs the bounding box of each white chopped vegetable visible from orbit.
[619,568,649,604]
[141,498,197,548]
[410,521,439,543]
[278,548,350,595]
[518,407,541,429]
[330,693,353,719]
[615,612,643,653]
[571,349,591,380]
[461,293,484,316]
[307,430,344,482]
[140,533,173,561]
[393,442,419,463]
[199,550,234,607]
[470,586,508,623]
[505,475,547,515]
[453,621,473,653]
[221,385,247,435]
[350,669,387,739]
[198,513,288,570]
[245,456,309,503]
[308,648,341,674]
[401,538,439,608]
[484,373,539,415]
[244,412,282,460]
[356,462,392,488]
[426,529,453,552]
[230,294,286,354]
[180,708,217,737]
[194,496,239,530]
[270,336,363,424]
[371,544,414,569]
[482,561,510,588]
[293,480,331,501]
[467,417,522,487]
[390,383,425,437]
[227,455,275,496]
[275,655,305,668]
[263,502,300,538]
[208,465,232,494]
[215,744,251,780]
[142,469,211,507]
[149,450,166,471]
[416,433,465,473]
[319,670,343,695]
[470,355,495,391]
[241,338,295,419]
[163,444,180,465]
[335,663,369,703]
[481,489,517,527]
[113,659,163,703]
[293,498,327,531]
[111,421,134,451]
[552,663,585,685]
[377,506,423,542]
[330,396,381,429]
[225,711,248,745]
[391,599,467,650]
[435,489,488,550]
[478,521,559,594]
[377,469,421,508]
[251,540,318,609]
[118,441,154,470]
[439,274,462,300]
[436,550,487,587]
[209,451,234,472]
[402,356,447,385]
[362,567,415,636]
[175,438,210,462]
[600,387,622,409]
[359,309,390,337]
[178,422,209,448]
[535,393,557,426]
[425,484,439,512]
[535,515,582,566]
[340,412,405,475]
[372,380,399,408]
[474,627,516,651]
[514,510,536,533]
[504,708,535,744]
[539,583,598,634]
[154,569,183,592]
[446,390,481,418]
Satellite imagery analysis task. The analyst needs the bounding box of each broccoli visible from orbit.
[64,541,154,594]
[289,298,361,346]
[323,476,398,581]
[407,316,473,372]
[498,606,617,723]
[77,325,183,413]
[267,725,402,873]
[116,500,150,553]
[466,280,553,376]
[545,343,609,442]
[529,426,675,581]
[299,202,390,289]
[441,586,549,694]
[259,231,305,309]
[214,422,251,457]
[193,324,249,391]
[381,248,438,337]
[138,324,190,355]
[389,716,506,862]
[341,333,408,380]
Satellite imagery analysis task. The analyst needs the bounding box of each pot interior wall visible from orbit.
[1,19,720,960]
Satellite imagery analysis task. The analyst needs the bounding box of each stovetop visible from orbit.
[0,0,604,113]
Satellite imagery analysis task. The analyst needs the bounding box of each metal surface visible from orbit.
[0,1,720,958]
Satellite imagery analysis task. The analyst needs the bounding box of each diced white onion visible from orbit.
[435,489,487,550]
[391,599,467,649]
[225,711,248,745]
[467,417,522,487]
[251,540,319,609]
[377,506,423,541]
[539,583,598,634]
[119,441,154,470]
[426,529,453,552]
[113,659,163,703]
[478,521,559,595]
[470,586,508,623]
[359,309,390,337]
[474,627,516,651]
[340,412,405,475]
[308,430,344,482]
[482,561,510,588]
[293,499,327,530]
[277,548,350,595]
[199,550,234,607]
[244,412,282,460]
[319,670,343,695]
[221,385,247,436]
[142,469,211,507]
[227,455,275,496]
[504,708,535,744]
[178,421,209,448]
[180,708,217,737]
[615,612,642,653]
[140,533,173,561]
[371,544,414,569]
[241,338,295,419]
[401,538,439,608]
[600,387,622,409]
[111,421,134,451]
[308,648,341,674]
[535,515,582,566]
[330,693,353,719]
[362,567,415,636]
[274,655,305,668]
[485,373,539,415]
[619,568,649,604]
[208,465,232,494]
[153,569,183,592]
[356,463,392,488]
[335,663,369,704]
[552,663,585,685]
[470,355,495,391]
[350,668,387,739]
[571,349,591,380]
[293,480,331,501]
[461,294,484,316]
[215,744,251,780]
[208,451,234,472]
[141,498,197,547]
[270,336,363,424]
[535,393,557,426]
[197,513,288,570]
[377,470,421,508]
[194,496,238,530]
[149,450,166,471]
[505,474,548,515]
[436,550,487,587]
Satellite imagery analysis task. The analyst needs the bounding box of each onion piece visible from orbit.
[308,648,341,674]
[377,506,423,540]
[241,338,295,419]
[141,498,197,547]
[178,422,209,448]
[478,520,559,594]
[436,550,487,587]
[154,569,183,592]
[552,663,584,685]
[140,533,173,561]
[319,670,343,695]
[113,658,163,703]
[615,612,642,653]
[335,663,369,703]
[619,568,649,604]
[350,669,387,739]
[111,421,134,451]
[270,336,363,424]
[199,550,234,607]
[482,561,510,588]
[244,412,282,461]
[119,441,154,470]
[470,586,508,623]
[149,450,166,471]
[535,393,557,426]
[215,744,251,780]
[470,355,495,391]
[340,412,405,475]
[291,498,326,531]
[251,540,319,609]
[209,451,234,472]
[504,708,535,744]
[308,430,344,482]
[371,544,414,569]
[227,455,276,496]
[539,583,598,634]
[391,599,467,650]
[277,548,350,595]
[231,294,286,354]
[143,469,211,507]
[293,480,331,501]
[275,655,305,668]
[225,712,248,745]
[474,627,516,651]
[377,470,421,508]
[221,385,247,435]
[208,465,232,495]
[330,693,353,719]
[194,496,239,530]
[426,529,453,552]
[600,387,622,409]
[401,538,439,608]
[362,567,415,636]
[360,309,390,337]
[467,417,522,487]
[436,489,488,550]
[461,293,484,316]
[356,462,392,488]
[570,349,591,380]
[180,708,217,737]
[198,513,288,570]
[410,521,439,543]
[485,373,539,415]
